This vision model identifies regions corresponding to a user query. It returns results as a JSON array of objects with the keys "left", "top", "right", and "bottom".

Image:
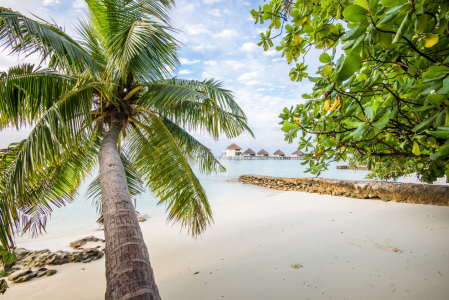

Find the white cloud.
[
  {"left": 245, "top": 81, "right": 260, "bottom": 86},
  {"left": 202, "top": 71, "right": 223, "bottom": 80},
  {"left": 179, "top": 58, "right": 200, "bottom": 65},
  {"left": 237, "top": 0, "right": 250, "bottom": 5},
  {"left": 238, "top": 71, "right": 259, "bottom": 81},
  {"left": 263, "top": 50, "right": 278, "bottom": 57},
  {"left": 204, "top": 60, "right": 217, "bottom": 66},
  {"left": 73, "top": 0, "right": 86, "bottom": 8},
  {"left": 215, "top": 29, "right": 239, "bottom": 39},
  {"left": 256, "top": 88, "right": 267, "bottom": 91},
  {"left": 272, "top": 58, "right": 283, "bottom": 62},
  {"left": 185, "top": 24, "right": 210, "bottom": 35},
  {"left": 225, "top": 60, "right": 244, "bottom": 69},
  {"left": 184, "top": 3, "right": 199, "bottom": 13},
  {"left": 202, "top": 0, "right": 222, "bottom": 4},
  {"left": 179, "top": 70, "right": 194, "bottom": 75},
  {"left": 192, "top": 44, "right": 215, "bottom": 51},
  {"left": 241, "top": 42, "right": 258, "bottom": 52},
  {"left": 208, "top": 9, "right": 221, "bottom": 17},
  {"left": 43, "top": 0, "right": 60, "bottom": 6}
]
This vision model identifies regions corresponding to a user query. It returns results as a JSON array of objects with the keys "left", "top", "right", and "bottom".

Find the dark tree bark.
[{"left": 99, "top": 111, "right": 161, "bottom": 300}]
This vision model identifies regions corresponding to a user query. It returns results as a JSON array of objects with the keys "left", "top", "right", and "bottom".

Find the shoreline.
[
  {"left": 3, "top": 187, "right": 449, "bottom": 300},
  {"left": 238, "top": 175, "right": 449, "bottom": 206}
]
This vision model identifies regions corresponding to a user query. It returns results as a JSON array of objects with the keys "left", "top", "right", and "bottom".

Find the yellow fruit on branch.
[
  {"left": 323, "top": 99, "right": 331, "bottom": 111},
  {"left": 330, "top": 94, "right": 341, "bottom": 112}
]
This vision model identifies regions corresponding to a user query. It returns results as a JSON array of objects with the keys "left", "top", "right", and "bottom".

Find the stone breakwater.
[
  {"left": 2, "top": 236, "right": 106, "bottom": 285},
  {"left": 238, "top": 175, "right": 449, "bottom": 206}
]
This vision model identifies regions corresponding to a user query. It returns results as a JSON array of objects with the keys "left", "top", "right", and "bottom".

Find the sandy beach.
[{"left": 4, "top": 185, "right": 449, "bottom": 300}]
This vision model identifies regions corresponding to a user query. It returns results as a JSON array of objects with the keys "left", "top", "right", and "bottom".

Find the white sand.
[{"left": 4, "top": 188, "right": 449, "bottom": 300}]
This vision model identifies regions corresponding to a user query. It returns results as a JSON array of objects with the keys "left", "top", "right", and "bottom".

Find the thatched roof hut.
[
  {"left": 257, "top": 149, "right": 269, "bottom": 156},
  {"left": 226, "top": 143, "right": 242, "bottom": 150},
  {"left": 291, "top": 150, "right": 304, "bottom": 157},
  {"left": 243, "top": 148, "right": 256, "bottom": 156},
  {"left": 273, "top": 149, "right": 285, "bottom": 156}
]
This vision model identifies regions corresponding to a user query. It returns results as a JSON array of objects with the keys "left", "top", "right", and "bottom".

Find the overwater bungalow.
[
  {"left": 223, "top": 143, "right": 242, "bottom": 157},
  {"left": 257, "top": 149, "right": 269, "bottom": 157},
  {"left": 291, "top": 150, "right": 304, "bottom": 157},
  {"left": 243, "top": 148, "right": 256, "bottom": 157},
  {"left": 272, "top": 150, "right": 285, "bottom": 157}
]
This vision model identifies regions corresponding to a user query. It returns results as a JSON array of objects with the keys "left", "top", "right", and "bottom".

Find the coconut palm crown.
[{"left": 0, "top": 1, "right": 252, "bottom": 298}]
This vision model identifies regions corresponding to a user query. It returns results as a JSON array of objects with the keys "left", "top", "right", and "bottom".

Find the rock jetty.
[{"left": 238, "top": 175, "right": 449, "bottom": 206}]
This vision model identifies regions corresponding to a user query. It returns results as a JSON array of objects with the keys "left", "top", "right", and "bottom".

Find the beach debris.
[
  {"left": 194, "top": 271, "right": 199, "bottom": 275},
  {"left": 290, "top": 263, "right": 303, "bottom": 269},
  {"left": 70, "top": 236, "right": 105, "bottom": 249}
]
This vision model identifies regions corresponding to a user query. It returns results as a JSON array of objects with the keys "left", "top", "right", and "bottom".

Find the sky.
[{"left": 0, "top": 0, "right": 323, "bottom": 155}]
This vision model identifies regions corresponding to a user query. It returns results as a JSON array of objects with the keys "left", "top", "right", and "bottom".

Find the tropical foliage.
[
  {"left": 252, "top": 0, "right": 449, "bottom": 182},
  {"left": 0, "top": 0, "right": 251, "bottom": 251}
]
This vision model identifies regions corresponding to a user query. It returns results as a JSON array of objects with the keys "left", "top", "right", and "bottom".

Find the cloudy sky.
[{"left": 0, "top": 0, "right": 322, "bottom": 155}]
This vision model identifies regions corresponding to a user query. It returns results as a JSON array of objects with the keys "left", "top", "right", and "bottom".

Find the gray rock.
[
  {"left": 69, "top": 236, "right": 105, "bottom": 249},
  {"left": 8, "top": 269, "right": 31, "bottom": 281}
]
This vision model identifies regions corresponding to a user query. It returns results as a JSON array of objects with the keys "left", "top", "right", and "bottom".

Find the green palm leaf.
[
  {"left": 138, "top": 78, "right": 254, "bottom": 139},
  {"left": 0, "top": 8, "right": 100, "bottom": 74},
  {"left": 0, "top": 64, "right": 75, "bottom": 129},
  {"left": 128, "top": 114, "right": 213, "bottom": 236}
]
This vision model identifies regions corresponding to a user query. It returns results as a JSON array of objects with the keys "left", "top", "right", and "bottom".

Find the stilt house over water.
[
  {"left": 272, "top": 150, "right": 285, "bottom": 157},
  {"left": 243, "top": 148, "right": 256, "bottom": 157},
  {"left": 291, "top": 150, "right": 304, "bottom": 157},
  {"left": 224, "top": 143, "right": 242, "bottom": 157},
  {"left": 257, "top": 149, "right": 269, "bottom": 157}
]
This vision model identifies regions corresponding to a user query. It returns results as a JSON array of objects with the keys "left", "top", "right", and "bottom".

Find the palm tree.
[{"left": 0, "top": 1, "right": 252, "bottom": 299}]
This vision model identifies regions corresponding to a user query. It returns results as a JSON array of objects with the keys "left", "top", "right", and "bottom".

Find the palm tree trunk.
[{"left": 99, "top": 111, "right": 161, "bottom": 300}]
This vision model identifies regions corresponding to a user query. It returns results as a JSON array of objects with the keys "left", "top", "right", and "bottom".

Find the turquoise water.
[{"left": 14, "top": 159, "right": 416, "bottom": 249}]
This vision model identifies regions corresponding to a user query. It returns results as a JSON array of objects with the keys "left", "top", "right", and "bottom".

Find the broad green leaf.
[
  {"left": 373, "top": 110, "right": 391, "bottom": 129},
  {"left": 438, "top": 77, "right": 449, "bottom": 94},
  {"left": 392, "top": 11, "right": 411, "bottom": 43},
  {"left": 322, "top": 65, "right": 333, "bottom": 77},
  {"left": 415, "top": 14, "right": 427, "bottom": 33},
  {"left": 303, "top": 25, "right": 313, "bottom": 33},
  {"left": 343, "top": 4, "right": 368, "bottom": 23},
  {"left": 427, "top": 131, "right": 449, "bottom": 138},
  {"left": 335, "top": 53, "right": 362, "bottom": 83},
  {"left": 423, "top": 66, "right": 449, "bottom": 82},
  {"left": 355, "top": 0, "right": 369, "bottom": 9},
  {"left": 319, "top": 53, "right": 331, "bottom": 63},
  {"left": 281, "top": 120, "right": 299, "bottom": 132},
  {"left": 381, "top": 0, "right": 408, "bottom": 7},
  {"left": 379, "top": 32, "right": 393, "bottom": 48},
  {"left": 412, "top": 111, "right": 439, "bottom": 132},
  {"left": 302, "top": 94, "right": 311, "bottom": 99},
  {"left": 439, "top": 146, "right": 449, "bottom": 156}
]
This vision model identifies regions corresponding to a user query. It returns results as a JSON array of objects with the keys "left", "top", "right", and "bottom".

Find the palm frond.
[
  {"left": 158, "top": 117, "right": 225, "bottom": 175},
  {"left": 138, "top": 79, "right": 254, "bottom": 139},
  {"left": 127, "top": 113, "right": 212, "bottom": 236},
  {"left": 0, "top": 8, "right": 100, "bottom": 74},
  {"left": 0, "top": 64, "right": 75, "bottom": 130},
  {"left": 1, "top": 78, "right": 94, "bottom": 216},
  {"left": 84, "top": 0, "right": 179, "bottom": 82},
  {"left": 0, "top": 134, "right": 99, "bottom": 248}
]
